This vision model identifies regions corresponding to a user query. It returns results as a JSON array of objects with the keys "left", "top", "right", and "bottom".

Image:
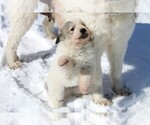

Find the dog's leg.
[
  {"left": 5, "top": 12, "right": 36, "bottom": 69},
  {"left": 43, "top": 16, "right": 56, "bottom": 39},
  {"left": 106, "top": 41, "right": 131, "bottom": 96},
  {"left": 42, "top": 6, "right": 56, "bottom": 39},
  {"left": 106, "top": 13, "right": 136, "bottom": 96},
  {"left": 4, "top": 0, "right": 38, "bottom": 69},
  {"left": 84, "top": 54, "right": 110, "bottom": 105}
]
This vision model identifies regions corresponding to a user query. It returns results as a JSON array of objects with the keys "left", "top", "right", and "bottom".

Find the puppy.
[
  {"left": 47, "top": 20, "right": 96, "bottom": 108},
  {"left": 47, "top": 21, "right": 110, "bottom": 119}
]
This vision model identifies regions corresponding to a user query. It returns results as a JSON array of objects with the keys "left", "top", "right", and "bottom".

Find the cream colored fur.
[{"left": 47, "top": 21, "right": 96, "bottom": 108}]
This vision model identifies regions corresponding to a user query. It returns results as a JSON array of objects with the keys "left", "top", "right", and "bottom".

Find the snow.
[{"left": 0, "top": 1, "right": 150, "bottom": 125}]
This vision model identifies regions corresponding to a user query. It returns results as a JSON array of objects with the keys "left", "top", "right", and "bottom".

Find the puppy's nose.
[{"left": 80, "top": 28, "right": 86, "bottom": 34}]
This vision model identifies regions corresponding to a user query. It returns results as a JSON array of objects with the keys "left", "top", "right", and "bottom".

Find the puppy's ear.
[
  {"left": 60, "top": 21, "right": 75, "bottom": 33},
  {"left": 55, "top": 21, "right": 75, "bottom": 44},
  {"left": 55, "top": 37, "right": 60, "bottom": 44},
  {"left": 55, "top": 34, "right": 66, "bottom": 44},
  {"left": 78, "top": 19, "right": 86, "bottom": 26}
]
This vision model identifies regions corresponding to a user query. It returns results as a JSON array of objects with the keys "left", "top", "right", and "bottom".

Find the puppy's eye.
[{"left": 70, "top": 27, "right": 74, "bottom": 31}]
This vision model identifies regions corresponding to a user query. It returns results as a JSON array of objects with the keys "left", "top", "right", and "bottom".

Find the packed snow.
[{"left": 0, "top": 0, "right": 150, "bottom": 125}]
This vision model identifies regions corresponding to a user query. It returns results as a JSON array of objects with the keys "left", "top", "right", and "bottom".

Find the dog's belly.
[
  {"left": 54, "top": 0, "right": 136, "bottom": 13},
  {"left": 40, "top": 0, "right": 52, "bottom": 7},
  {"left": 54, "top": 0, "right": 136, "bottom": 49}
]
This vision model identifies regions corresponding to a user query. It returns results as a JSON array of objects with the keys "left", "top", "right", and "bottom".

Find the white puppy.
[{"left": 47, "top": 21, "right": 109, "bottom": 109}]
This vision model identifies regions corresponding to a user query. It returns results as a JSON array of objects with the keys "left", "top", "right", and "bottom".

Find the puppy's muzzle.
[
  {"left": 79, "top": 28, "right": 89, "bottom": 39},
  {"left": 80, "top": 28, "right": 86, "bottom": 34}
]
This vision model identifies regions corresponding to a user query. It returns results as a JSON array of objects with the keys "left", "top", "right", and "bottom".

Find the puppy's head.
[{"left": 56, "top": 20, "right": 94, "bottom": 47}]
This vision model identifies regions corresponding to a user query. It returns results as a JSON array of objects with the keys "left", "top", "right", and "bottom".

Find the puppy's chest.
[
  {"left": 57, "top": 44, "right": 96, "bottom": 67},
  {"left": 69, "top": 48, "right": 95, "bottom": 67},
  {"left": 64, "top": 49, "right": 94, "bottom": 87}
]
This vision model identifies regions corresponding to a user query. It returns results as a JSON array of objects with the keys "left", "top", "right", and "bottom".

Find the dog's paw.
[
  {"left": 9, "top": 61, "right": 21, "bottom": 69},
  {"left": 113, "top": 87, "right": 131, "bottom": 96},
  {"left": 92, "top": 94, "right": 111, "bottom": 106},
  {"left": 112, "top": 79, "right": 132, "bottom": 96},
  {"left": 58, "top": 56, "right": 74, "bottom": 67},
  {"left": 104, "top": 92, "right": 115, "bottom": 100}
]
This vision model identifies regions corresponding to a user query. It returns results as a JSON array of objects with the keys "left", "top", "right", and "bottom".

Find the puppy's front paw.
[
  {"left": 58, "top": 56, "right": 74, "bottom": 67},
  {"left": 92, "top": 94, "right": 111, "bottom": 106}
]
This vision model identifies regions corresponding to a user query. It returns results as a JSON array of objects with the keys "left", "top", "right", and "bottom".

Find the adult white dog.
[{"left": 3, "top": 0, "right": 136, "bottom": 97}]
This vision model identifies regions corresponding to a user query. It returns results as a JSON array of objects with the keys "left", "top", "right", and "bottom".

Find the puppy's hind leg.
[
  {"left": 79, "top": 67, "right": 93, "bottom": 95},
  {"left": 5, "top": 5, "right": 37, "bottom": 69},
  {"left": 47, "top": 81, "right": 65, "bottom": 120}
]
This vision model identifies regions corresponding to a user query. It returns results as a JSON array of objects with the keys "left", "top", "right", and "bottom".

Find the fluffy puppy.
[{"left": 47, "top": 20, "right": 97, "bottom": 110}]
